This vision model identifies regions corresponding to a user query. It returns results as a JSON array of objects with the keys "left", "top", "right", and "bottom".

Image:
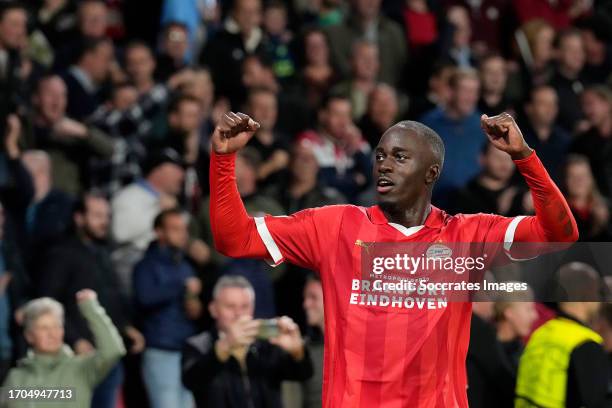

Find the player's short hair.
[
  {"left": 213, "top": 275, "right": 255, "bottom": 301},
  {"left": 388, "top": 121, "right": 445, "bottom": 169},
  {"left": 22, "top": 297, "right": 64, "bottom": 333}
]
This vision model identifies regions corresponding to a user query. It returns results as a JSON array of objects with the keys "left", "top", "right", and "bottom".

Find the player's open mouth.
[{"left": 377, "top": 177, "right": 394, "bottom": 193}]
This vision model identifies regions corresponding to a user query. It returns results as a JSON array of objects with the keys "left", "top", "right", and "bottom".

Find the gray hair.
[
  {"left": 212, "top": 275, "right": 255, "bottom": 301},
  {"left": 22, "top": 297, "right": 64, "bottom": 333}
]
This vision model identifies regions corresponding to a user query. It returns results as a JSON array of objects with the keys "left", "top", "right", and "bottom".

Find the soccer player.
[{"left": 209, "top": 111, "right": 578, "bottom": 407}]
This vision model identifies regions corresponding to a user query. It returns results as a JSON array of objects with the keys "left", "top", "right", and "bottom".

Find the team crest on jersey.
[{"left": 426, "top": 243, "right": 452, "bottom": 259}]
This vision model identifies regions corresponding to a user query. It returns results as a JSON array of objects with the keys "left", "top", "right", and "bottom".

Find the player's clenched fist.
[
  {"left": 211, "top": 112, "right": 260, "bottom": 154},
  {"left": 480, "top": 112, "right": 532, "bottom": 160}
]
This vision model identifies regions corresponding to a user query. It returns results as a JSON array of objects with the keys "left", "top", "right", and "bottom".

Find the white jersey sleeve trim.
[{"left": 254, "top": 217, "right": 284, "bottom": 267}]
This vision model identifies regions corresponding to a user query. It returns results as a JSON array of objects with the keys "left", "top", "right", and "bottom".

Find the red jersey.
[
  {"left": 254, "top": 204, "right": 524, "bottom": 408},
  {"left": 210, "top": 149, "right": 578, "bottom": 408}
]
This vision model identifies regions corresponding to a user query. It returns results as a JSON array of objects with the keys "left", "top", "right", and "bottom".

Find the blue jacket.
[{"left": 133, "top": 242, "right": 196, "bottom": 350}]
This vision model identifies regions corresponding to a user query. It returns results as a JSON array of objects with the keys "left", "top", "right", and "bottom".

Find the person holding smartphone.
[{"left": 182, "top": 275, "right": 313, "bottom": 408}]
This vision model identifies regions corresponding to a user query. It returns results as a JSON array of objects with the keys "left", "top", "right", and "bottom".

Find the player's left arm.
[{"left": 480, "top": 112, "right": 579, "bottom": 243}]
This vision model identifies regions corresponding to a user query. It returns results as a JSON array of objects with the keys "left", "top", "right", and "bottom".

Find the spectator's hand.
[
  {"left": 225, "top": 315, "right": 260, "bottom": 349},
  {"left": 481, "top": 113, "right": 532, "bottom": 160},
  {"left": 211, "top": 112, "right": 260, "bottom": 154},
  {"left": 74, "top": 338, "right": 95, "bottom": 355},
  {"left": 76, "top": 289, "right": 97, "bottom": 303},
  {"left": 53, "top": 118, "right": 88, "bottom": 139},
  {"left": 268, "top": 316, "right": 304, "bottom": 360},
  {"left": 188, "top": 239, "right": 211, "bottom": 266},
  {"left": 124, "top": 325, "right": 145, "bottom": 354},
  {"left": 5, "top": 114, "right": 21, "bottom": 159},
  {"left": 185, "top": 277, "right": 202, "bottom": 295},
  {"left": 159, "top": 193, "right": 177, "bottom": 210}
]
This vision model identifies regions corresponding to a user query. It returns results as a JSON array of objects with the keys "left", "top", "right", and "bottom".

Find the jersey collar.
[{"left": 368, "top": 204, "right": 445, "bottom": 230}]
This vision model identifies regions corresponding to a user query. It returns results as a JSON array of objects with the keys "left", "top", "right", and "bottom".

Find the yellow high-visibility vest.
[{"left": 515, "top": 317, "right": 603, "bottom": 408}]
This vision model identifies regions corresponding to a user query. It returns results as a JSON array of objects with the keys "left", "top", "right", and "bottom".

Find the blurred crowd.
[{"left": 0, "top": 0, "right": 611, "bottom": 407}]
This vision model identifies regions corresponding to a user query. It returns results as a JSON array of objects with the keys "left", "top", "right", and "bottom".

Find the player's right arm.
[
  {"left": 209, "top": 112, "right": 341, "bottom": 270},
  {"left": 209, "top": 112, "right": 269, "bottom": 259}
]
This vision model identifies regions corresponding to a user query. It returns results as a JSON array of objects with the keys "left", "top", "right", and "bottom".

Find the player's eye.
[
  {"left": 375, "top": 153, "right": 385, "bottom": 161},
  {"left": 396, "top": 153, "right": 408, "bottom": 161}
]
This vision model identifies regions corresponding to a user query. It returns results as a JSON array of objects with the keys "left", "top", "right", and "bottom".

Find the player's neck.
[{"left": 380, "top": 199, "right": 431, "bottom": 228}]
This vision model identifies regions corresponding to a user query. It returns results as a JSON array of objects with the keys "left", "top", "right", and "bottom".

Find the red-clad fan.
[{"left": 209, "top": 111, "right": 578, "bottom": 408}]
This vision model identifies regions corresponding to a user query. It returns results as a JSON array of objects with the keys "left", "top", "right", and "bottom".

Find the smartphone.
[{"left": 256, "top": 318, "right": 279, "bottom": 340}]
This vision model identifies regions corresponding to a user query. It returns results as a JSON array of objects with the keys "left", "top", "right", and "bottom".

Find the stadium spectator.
[
  {"left": 62, "top": 37, "right": 115, "bottom": 121},
  {"left": 20, "top": 150, "right": 73, "bottom": 268},
  {"left": 301, "top": 274, "right": 324, "bottom": 408},
  {"left": 325, "top": 0, "right": 407, "bottom": 87},
  {"left": 516, "top": 262, "right": 608, "bottom": 408},
  {"left": 266, "top": 142, "right": 345, "bottom": 215},
  {"left": 493, "top": 288, "right": 537, "bottom": 373},
  {"left": 155, "top": 22, "right": 191, "bottom": 82},
  {"left": 561, "top": 154, "right": 611, "bottom": 241},
  {"left": 52, "top": 0, "right": 110, "bottom": 71},
  {"left": 407, "top": 61, "right": 454, "bottom": 119},
  {"left": 445, "top": 0, "right": 514, "bottom": 56},
  {"left": 477, "top": 53, "right": 513, "bottom": 116},
  {"left": 297, "top": 95, "right": 372, "bottom": 201},
  {"left": 450, "top": 143, "right": 529, "bottom": 216},
  {"left": 298, "top": 28, "right": 338, "bottom": 113},
  {"left": 162, "top": 95, "right": 209, "bottom": 215},
  {"left": 33, "top": 0, "right": 78, "bottom": 51},
  {"left": 358, "top": 83, "right": 400, "bottom": 148},
  {"left": 88, "top": 82, "right": 145, "bottom": 196},
  {"left": 516, "top": 19, "right": 556, "bottom": 92},
  {"left": 577, "top": 15, "right": 612, "bottom": 84},
  {"left": 182, "top": 275, "right": 313, "bottom": 408},
  {"left": 570, "top": 85, "right": 612, "bottom": 198},
  {"left": 421, "top": 68, "right": 485, "bottom": 204},
  {"left": 0, "top": 2, "right": 27, "bottom": 138},
  {"left": 331, "top": 40, "right": 380, "bottom": 121},
  {"left": 111, "top": 148, "right": 184, "bottom": 294},
  {"left": 133, "top": 208, "right": 200, "bottom": 408},
  {"left": 0, "top": 201, "right": 28, "bottom": 383},
  {"left": 121, "top": 41, "right": 171, "bottom": 140},
  {"left": 201, "top": 0, "right": 267, "bottom": 107},
  {"left": 519, "top": 85, "right": 571, "bottom": 181},
  {"left": 2, "top": 290, "right": 126, "bottom": 408},
  {"left": 467, "top": 286, "right": 537, "bottom": 408},
  {"left": 262, "top": 1, "right": 295, "bottom": 80},
  {"left": 440, "top": 6, "right": 475, "bottom": 68},
  {"left": 245, "top": 87, "right": 289, "bottom": 188},
  {"left": 550, "top": 29, "right": 588, "bottom": 133},
  {"left": 23, "top": 74, "right": 114, "bottom": 196},
  {"left": 36, "top": 193, "right": 143, "bottom": 408}
]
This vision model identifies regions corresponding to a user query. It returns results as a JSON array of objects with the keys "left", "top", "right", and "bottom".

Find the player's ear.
[{"left": 425, "top": 164, "right": 440, "bottom": 185}]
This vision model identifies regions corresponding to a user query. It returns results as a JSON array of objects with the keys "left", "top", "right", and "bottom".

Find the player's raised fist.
[
  {"left": 211, "top": 112, "right": 260, "bottom": 154},
  {"left": 480, "top": 112, "right": 532, "bottom": 160}
]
